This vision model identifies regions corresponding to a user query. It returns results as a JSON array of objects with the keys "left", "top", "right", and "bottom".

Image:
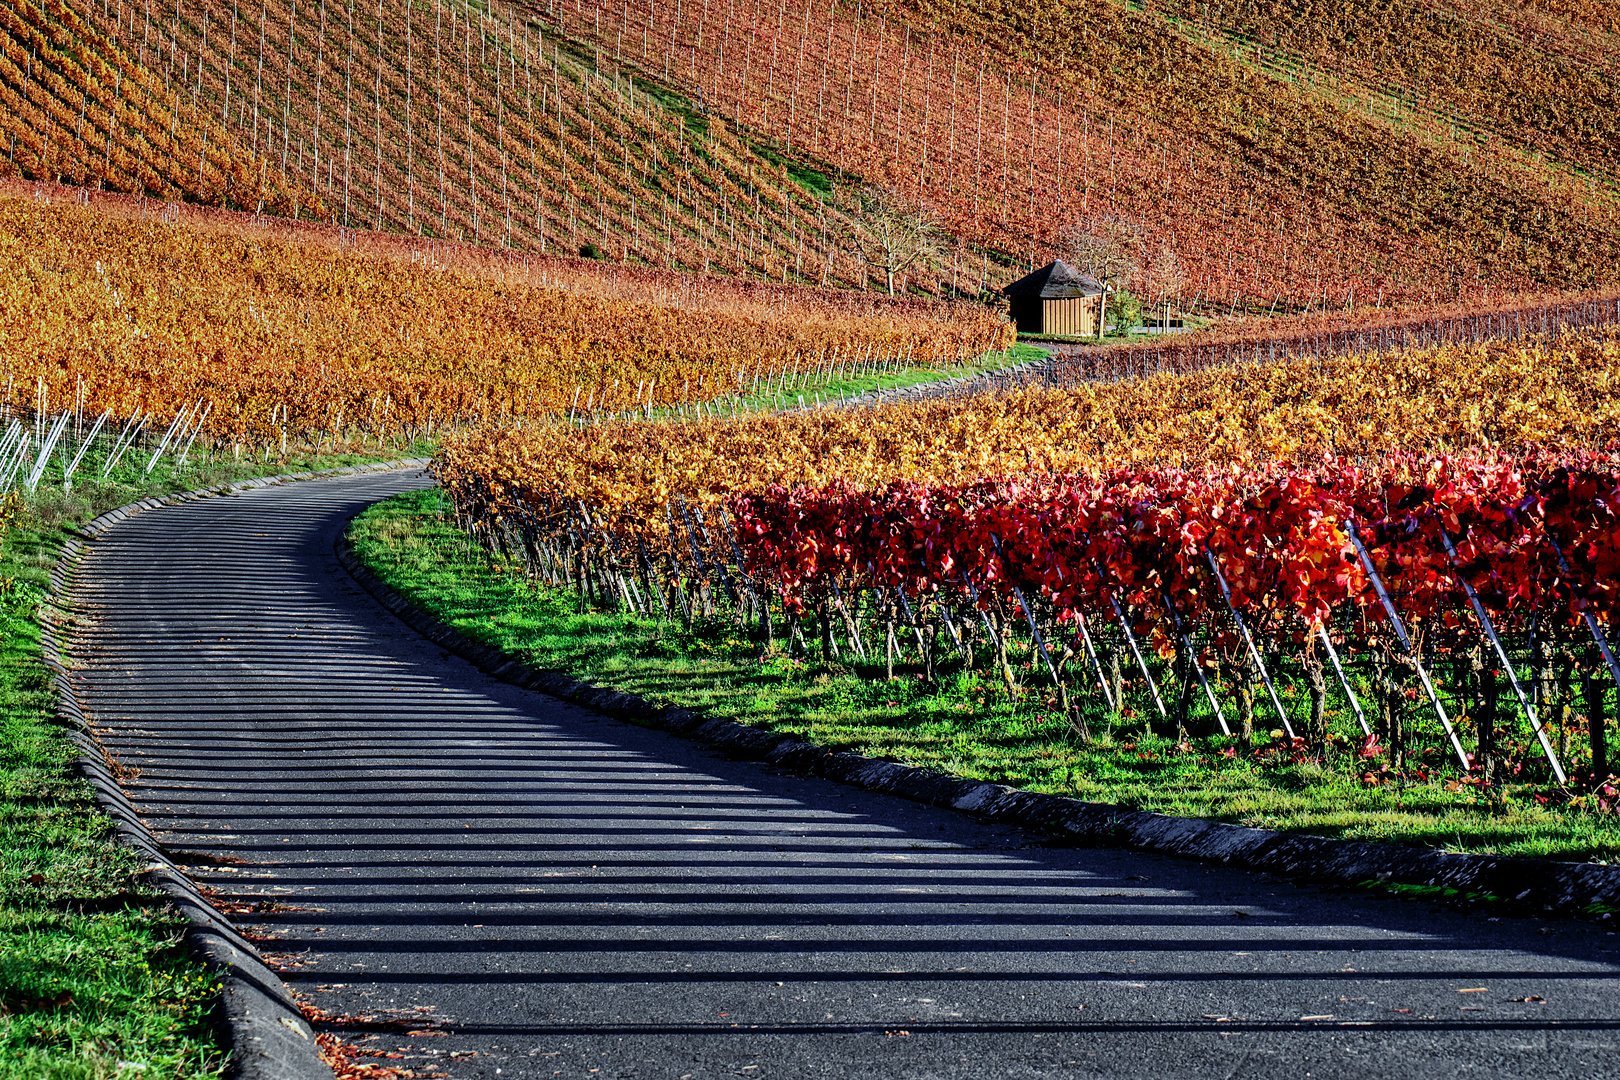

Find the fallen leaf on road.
[{"left": 315, "top": 1034, "right": 439, "bottom": 1079}]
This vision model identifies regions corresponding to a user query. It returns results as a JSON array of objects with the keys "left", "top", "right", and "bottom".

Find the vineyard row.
[
  {"left": 0, "top": 190, "right": 1009, "bottom": 440},
  {"left": 4, "top": 0, "right": 976, "bottom": 293},
  {"left": 1040, "top": 291, "right": 1620, "bottom": 386},
  {"left": 437, "top": 449, "right": 1620, "bottom": 789}
]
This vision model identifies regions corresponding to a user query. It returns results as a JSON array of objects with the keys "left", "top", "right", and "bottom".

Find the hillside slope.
[
  {"left": 1148, "top": 0, "right": 1620, "bottom": 183},
  {"left": 1, "top": 0, "right": 317, "bottom": 215},
  {"left": 4, "top": 0, "right": 924, "bottom": 290},
  {"left": 541, "top": 0, "right": 1620, "bottom": 308},
  {"left": 4, "top": 0, "right": 1617, "bottom": 310}
]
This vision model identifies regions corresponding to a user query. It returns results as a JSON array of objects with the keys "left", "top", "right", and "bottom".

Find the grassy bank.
[
  {"left": 349, "top": 488, "right": 1620, "bottom": 864},
  {"left": 718, "top": 343, "right": 1048, "bottom": 414},
  {"left": 0, "top": 451, "right": 421, "bottom": 1080}
]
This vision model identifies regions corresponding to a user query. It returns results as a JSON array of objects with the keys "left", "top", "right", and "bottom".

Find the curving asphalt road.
[{"left": 67, "top": 468, "right": 1620, "bottom": 1078}]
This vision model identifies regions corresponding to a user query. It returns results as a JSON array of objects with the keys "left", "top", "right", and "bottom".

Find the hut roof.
[{"left": 1002, "top": 260, "right": 1105, "bottom": 300}]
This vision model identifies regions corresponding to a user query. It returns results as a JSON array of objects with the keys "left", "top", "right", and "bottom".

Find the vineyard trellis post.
[
  {"left": 1072, "top": 610, "right": 1115, "bottom": 712},
  {"left": 1440, "top": 530, "right": 1565, "bottom": 781},
  {"left": 62, "top": 410, "right": 112, "bottom": 489},
  {"left": 1161, "top": 588, "right": 1231, "bottom": 736},
  {"left": 1546, "top": 534, "right": 1620, "bottom": 700},
  {"left": 1314, "top": 623, "right": 1370, "bottom": 736},
  {"left": 1104, "top": 589, "right": 1168, "bottom": 721},
  {"left": 1204, "top": 547, "right": 1295, "bottom": 738},
  {"left": 1346, "top": 518, "right": 1472, "bottom": 771}
]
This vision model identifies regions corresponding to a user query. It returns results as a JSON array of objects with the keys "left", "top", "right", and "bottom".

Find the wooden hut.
[{"left": 1002, "top": 260, "right": 1106, "bottom": 337}]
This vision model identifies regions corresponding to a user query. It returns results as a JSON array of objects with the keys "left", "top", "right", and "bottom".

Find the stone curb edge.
[
  {"left": 43, "top": 459, "right": 429, "bottom": 1080},
  {"left": 337, "top": 524, "right": 1620, "bottom": 922}
]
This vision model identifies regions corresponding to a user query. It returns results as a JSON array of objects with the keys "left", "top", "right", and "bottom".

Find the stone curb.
[
  {"left": 43, "top": 459, "right": 428, "bottom": 1080},
  {"left": 338, "top": 526, "right": 1620, "bottom": 922}
]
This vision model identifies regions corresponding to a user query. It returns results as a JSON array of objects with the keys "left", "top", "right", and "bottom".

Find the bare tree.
[
  {"left": 1061, "top": 215, "right": 1141, "bottom": 294},
  {"left": 1140, "top": 241, "right": 1187, "bottom": 330},
  {"left": 844, "top": 186, "right": 942, "bottom": 297}
]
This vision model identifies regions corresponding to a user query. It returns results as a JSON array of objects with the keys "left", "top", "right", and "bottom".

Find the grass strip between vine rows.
[
  {"left": 348, "top": 488, "right": 1620, "bottom": 865},
  {"left": 0, "top": 449, "right": 421, "bottom": 1080},
  {"left": 718, "top": 343, "right": 1049, "bottom": 414}
]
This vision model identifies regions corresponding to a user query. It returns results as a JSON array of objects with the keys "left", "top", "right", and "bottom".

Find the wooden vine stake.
[
  {"left": 1441, "top": 530, "right": 1564, "bottom": 782},
  {"left": 1204, "top": 547, "right": 1294, "bottom": 738},
  {"left": 1346, "top": 519, "right": 1472, "bottom": 771}
]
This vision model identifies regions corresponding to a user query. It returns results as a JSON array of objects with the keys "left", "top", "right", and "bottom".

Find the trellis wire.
[
  {"left": 1347, "top": 518, "right": 1472, "bottom": 771},
  {"left": 1441, "top": 530, "right": 1564, "bottom": 781},
  {"left": 456, "top": 481, "right": 1614, "bottom": 783}
]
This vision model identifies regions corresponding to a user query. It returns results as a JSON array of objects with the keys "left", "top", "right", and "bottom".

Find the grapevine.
[
  {"left": 434, "top": 325, "right": 1620, "bottom": 541},
  {"left": 0, "top": 186, "right": 1009, "bottom": 444},
  {"left": 440, "top": 440, "right": 1620, "bottom": 787}
]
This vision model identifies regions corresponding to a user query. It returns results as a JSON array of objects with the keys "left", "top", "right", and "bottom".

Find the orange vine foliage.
[
  {"left": 545, "top": 0, "right": 1620, "bottom": 307},
  {"left": 1149, "top": 0, "right": 1620, "bottom": 182},
  {"left": 0, "top": 189, "right": 1008, "bottom": 439},
  {"left": 13, "top": 0, "right": 1617, "bottom": 308},
  {"left": 436, "top": 327, "right": 1620, "bottom": 543},
  {"left": 15, "top": 0, "right": 950, "bottom": 292},
  {"left": 0, "top": 0, "right": 318, "bottom": 217}
]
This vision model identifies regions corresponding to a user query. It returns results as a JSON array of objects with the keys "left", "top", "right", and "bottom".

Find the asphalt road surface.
[{"left": 68, "top": 468, "right": 1620, "bottom": 1078}]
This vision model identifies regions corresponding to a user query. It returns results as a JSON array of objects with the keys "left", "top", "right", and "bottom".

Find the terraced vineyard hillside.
[
  {"left": 4, "top": 0, "right": 925, "bottom": 290},
  {"left": 1148, "top": 0, "right": 1620, "bottom": 183},
  {"left": 1, "top": 0, "right": 317, "bottom": 216},
  {"left": 8, "top": 0, "right": 1620, "bottom": 306},
  {"left": 543, "top": 0, "right": 1620, "bottom": 308}
]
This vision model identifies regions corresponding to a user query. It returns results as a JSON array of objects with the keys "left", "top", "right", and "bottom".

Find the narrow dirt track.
[{"left": 67, "top": 468, "right": 1620, "bottom": 1078}]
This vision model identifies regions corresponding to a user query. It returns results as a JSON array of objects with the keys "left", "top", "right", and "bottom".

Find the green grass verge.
[
  {"left": 348, "top": 488, "right": 1620, "bottom": 864},
  {"left": 720, "top": 343, "right": 1047, "bottom": 414},
  {"left": 1, "top": 448, "right": 424, "bottom": 1080},
  {"left": 1017, "top": 319, "right": 1212, "bottom": 346}
]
